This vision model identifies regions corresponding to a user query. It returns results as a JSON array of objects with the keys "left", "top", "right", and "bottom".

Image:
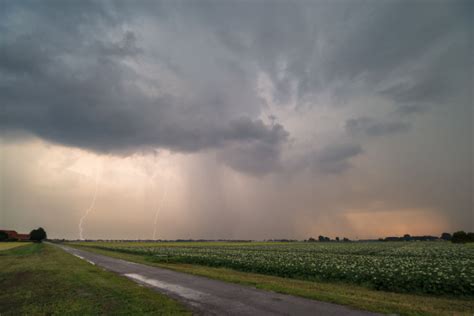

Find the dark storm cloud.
[
  {"left": 0, "top": 0, "right": 289, "bottom": 174},
  {"left": 345, "top": 117, "right": 410, "bottom": 137},
  {"left": 1, "top": 0, "right": 471, "bottom": 175},
  {"left": 379, "top": 41, "right": 471, "bottom": 108},
  {"left": 96, "top": 31, "right": 142, "bottom": 57},
  {"left": 394, "top": 105, "right": 427, "bottom": 117},
  {"left": 189, "top": 0, "right": 471, "bottom": 106},
  {"left": 316, "top": 144, "right": 363, "bottom": 174},
  {"left": 217, "top": 136, "right": 286, "bottom": 175}
]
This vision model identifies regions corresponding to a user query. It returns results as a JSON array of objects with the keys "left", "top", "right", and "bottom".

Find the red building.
[{"left": 0, "top": 230, "right": 31, "bottom": 241}]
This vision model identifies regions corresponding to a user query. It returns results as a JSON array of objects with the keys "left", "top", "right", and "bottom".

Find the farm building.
[{"left": 0, "top": 230, "right": 30, "bottom": 241}]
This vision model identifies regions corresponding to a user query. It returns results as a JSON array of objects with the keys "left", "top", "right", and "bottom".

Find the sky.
[{"left": 0, "top": 0, "right": 472, "bottom": 240}]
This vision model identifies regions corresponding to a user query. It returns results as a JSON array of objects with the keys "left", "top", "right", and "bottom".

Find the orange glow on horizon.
[{"left": 344, "top": 209, "right": 448, "bottom": 239}]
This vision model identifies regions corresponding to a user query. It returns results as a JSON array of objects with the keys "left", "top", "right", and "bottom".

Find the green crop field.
[{"left": 74, "top": 241, "right": 474, "bottom": 296}]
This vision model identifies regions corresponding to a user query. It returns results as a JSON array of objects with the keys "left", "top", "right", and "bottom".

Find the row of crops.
[{"left": 84, "top": 242, "right": 474, "bottom": 296}]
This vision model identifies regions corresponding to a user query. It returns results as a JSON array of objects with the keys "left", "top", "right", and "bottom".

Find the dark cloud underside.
[{"left": 1, "top": 0, "right": 471, "bottom": 176}]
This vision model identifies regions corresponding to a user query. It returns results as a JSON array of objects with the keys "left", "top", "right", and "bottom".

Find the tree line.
[{"left": 306, "top": 231, "right": 474, "bottom": 243}]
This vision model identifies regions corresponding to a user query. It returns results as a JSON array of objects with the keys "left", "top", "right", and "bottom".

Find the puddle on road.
[
  {"left": 73, "top": 254, "right": 96, "bottom": 265},
  {"left": 124, "top": 273, "right": 208, "bottom": 302}
]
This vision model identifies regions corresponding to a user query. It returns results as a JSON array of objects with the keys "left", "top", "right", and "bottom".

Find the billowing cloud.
[
  {"left": 0, "top": 1, "right": 288, "bottom": 174},
  {"left": 345, "top": 117, "right": 410, "bottom": 137},
  {"left": 317, "top": 144, "right": 363, "bottom": 174}
]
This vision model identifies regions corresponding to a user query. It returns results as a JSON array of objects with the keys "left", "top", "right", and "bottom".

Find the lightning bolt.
[
  {"left": 78, "top": 163, "right": 101, "bottom": 240},
  {"left": 152, "top": 174, "right": 171, "bottom": 240}
]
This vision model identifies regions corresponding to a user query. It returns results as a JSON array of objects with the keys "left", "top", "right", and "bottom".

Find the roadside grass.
[
  {"left": 0, "top": 243, "right": 191, "bottom": 315},
  {"left": 0, "top": 242, "right": 31, "bottom": 251},
  {"left": 71, "top": 244, "right": 474, "bottom": 316}
]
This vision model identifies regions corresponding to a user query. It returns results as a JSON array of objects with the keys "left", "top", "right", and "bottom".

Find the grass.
[
  {"left": 70, "top": 244, "right": 474, "bottom": 316},
  {"left": 0, "top": 243, "right": 191, "bottom": 315},
  {"left": 0, "top": 242, "right": 31, "bottom": 251}
]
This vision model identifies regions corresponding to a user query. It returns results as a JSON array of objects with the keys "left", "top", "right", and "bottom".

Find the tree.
[
  {"left": 452, "top": 231, "right": 468, "bottom": 243},
  {"left": 343, "top": 237, "right": 350, "bottom": 242},
  {"left": 30, "top": 227, "right": 47, "bottom": 242},
  {"left": 307, "top": 237, "right": 316, "bottom": 242},
  {"left": 403, "top": 234, "right": 412, "bottom": 241},
  {"left": 468, "top": 233, "right": 474, "bottom": 242},
  {"left": 0, "top": 231, "right": 8, "bottom": 241},
  {"left": 335, "top": 237, "right": 340, "bottom": 242},
  {"left": 318, "top": 235, "right": 325, "bottom": 242},
  {"left": 440, "top": 232, "right": 452, "bottom": 241}
]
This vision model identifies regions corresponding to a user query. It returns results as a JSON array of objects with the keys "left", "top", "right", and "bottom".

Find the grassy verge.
[
  {"left": 0, "top": 243, "right": 190, "bottom": 315},
  {"left": 0, "top": 242, "right": 31, "bottom": 251},
  {"left": 71, "top": 244, "right": 474, "bottom": 316}
]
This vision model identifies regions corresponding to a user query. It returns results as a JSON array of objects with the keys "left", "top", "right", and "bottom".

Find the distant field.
[
  {"left": 73, "top": 241, "right": 280, "bottom": 248},
  {"left": 0, "top": 243, "right": 190, "bottom": 315},
  {"left": 72, "top": 241, "right": 474, "bottom": 296},
  {"left": 0, "top": 242, "right": 30, "bottom": 251}
]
